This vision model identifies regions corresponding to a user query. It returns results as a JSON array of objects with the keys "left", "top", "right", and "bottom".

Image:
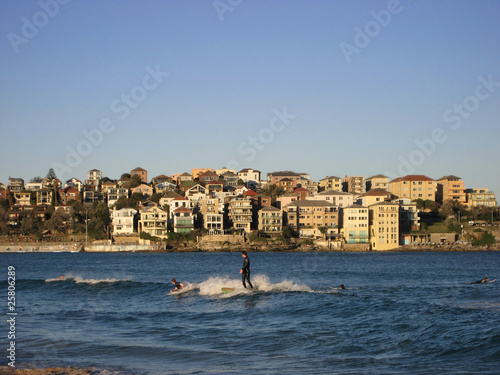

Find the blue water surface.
[{"left": 1, "top": 251, "right": 499, "bottom": 374}]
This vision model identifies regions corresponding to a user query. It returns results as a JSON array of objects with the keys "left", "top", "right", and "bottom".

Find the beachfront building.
[
  {"left": 436, "top": 175, "right": 467, "bottom": 204},
  {"left": 172, "top": 206, "right": 194, "bottom": 234},
  {"left": 200, "top": 197, "right": 224, "bottom": 233},
  {"left": 307, "top": 190, "right": 355, "bottom": 208},
  {"left": 341, "top": 204, "right": 369, "bottom": 244},
  {"left": 369, "top": 202, "right": 400, "bottom": 251},
  {"left": 388, "top": 175, "right": 437, "bottom": 202},
  {"left": 319, "top": 176, "right": 342, "bottom": 192},
  {"left": 284, "top": 200, "right": 339, "bottom": 239},
  {"left": 365, "top": 174, "right": 389, "bottom": 191},
  {"left": 258, "top": 206, "right": 283, "bottom": 234},
  {"left": 131, "top": 167, "right": 148, "bottom": 183},
  {"left": 396, "top": 199, "right": 421, "bottom": 245},
  {"left": 111, "top": 208, "right": 137, "bottom": 235},
  {"left": 343, "top": 175, "right": 365, "bottom": 195},
  {"left": 139, "top": 207, "right": 168, "bottom": 238},
  {"left": 465, "top": 188, "right": 497, "bottom": 208},
  {"left": 228, "top": 197, "right": 253, "bottom": 233}
]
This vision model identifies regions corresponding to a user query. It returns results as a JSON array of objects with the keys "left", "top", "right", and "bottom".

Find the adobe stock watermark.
[
  {"left": 226, "top": 107, "right": 297, "bottom": 172},
  {"left": 213, "top": 0, "right": 243, "bottom": 21},
  {"left": 385, "top": 74, "right": 500, "bottom": 179},
  {"left": 339, "top": 0, "right": 403, "bottom": 64},
  {"left": 7, "top": 0, "right": 71, "bottom": 54},
  {"left": 51, "top": 65, "right": 169, "bottom": 178}
]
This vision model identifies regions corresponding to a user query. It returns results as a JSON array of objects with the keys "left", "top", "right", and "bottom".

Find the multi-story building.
[
  {"left": 131, "top": 184, "right": 153, "bottom": 199},
  {"left": 465, "top": 188, "right": 497, "bottom": 207},
  {"left": 369, "top": 202, "right": 400, "bottom": 250},
  {"left": 395, "top": 198, "right": 420, "bottom": 245},
  {"left": 388, "top": 175, "right": 437, "bottom": 202},
  {"left": 191, "top": 168, "right": 213, "bottom": 180},
  {"left": 172, "top": 206, "right": 194, "bottom": 234},
  {"left": 436, "top": 175, "right": 466, "bottom": 204},
  {"left": 200, "top": 197, "right": 224, "bottom": 233},
  {"left": 59, "top": 187, "right": 80, "bottom": 205},
  {"left": 139, "top": 207, "right": 168, "bottom": 237},
  {"left": 341, "top": 204, "right": 369, "bottom": 244},
  {"left": 228, "top": 198, "right": 253, "bottom": 233},
  {"left": 238, "top": 169, "right": 262, "bottom": 186},
  {"left": 131, "top": 167, "right": 148, "bottom": 183},
  {"left": 258, "top": 206, "right": 283, "bottom": 234},
  {"left": 307, "top": 190, "right": 355, "bottom": 208},
  {"left": 24, "top": 182, "right": 43, "bottom": 191},
  {"left": 8, "top": 178, "right": 24, "bottom": 193},
  {"left": 220, "top": 171, "right": 239, "bottom": 186},
  {"left": 267, "top": 171, "right": 310, "bottom": 190},
  {"left": 319, "top": 176, "right": 342, "bottom": 192},
  {"left": 64, "top": 178, "right": 83, "bottom": 191},
  {"left": 199, "top": 170, "right": 219, "bottom": 183},
  {"left": 14, "top": 191, "right": 31, "bottom": 206},
  {"left": 36, "top": 189, "right": 53, "bottom": 205},
  {"left": 107, "top": 188, "right": 129, "bottom": 207},
  {"left": 284, "top": 200, "right": 339, "bottom": 239},
  {"left": 276, "top": 178, "right": 295, "bottom": 193},
  {"left": 365, "top": 174, "right": 389, "bottom": 191},
  {"left": 357, "top": 189, "right": 393, "bottom": 207},
  {"left": 87, "top": 169, "right": 102, "bottom": 181},
  {"left": 111, "top": 208, "right": 137, "bottom": 235},
  {"left": 169, "top": 197, "right": 190, "bottom": 218},
  {"left": 342, "top": 175, "right": 365, "bottom": 195}
]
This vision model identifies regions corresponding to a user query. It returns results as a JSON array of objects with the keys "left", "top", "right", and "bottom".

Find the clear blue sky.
[{"left": 1, "top": 0, "right": 499, "bottom": 196}]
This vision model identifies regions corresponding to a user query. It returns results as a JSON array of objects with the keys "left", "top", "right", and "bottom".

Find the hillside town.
[{"left": 0, "top": 167, "right": 498, "bottom": 251}]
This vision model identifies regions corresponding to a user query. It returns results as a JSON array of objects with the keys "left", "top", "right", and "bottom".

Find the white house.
[{"left": 112, "top": 208, "right": 137, "bottom": 235}]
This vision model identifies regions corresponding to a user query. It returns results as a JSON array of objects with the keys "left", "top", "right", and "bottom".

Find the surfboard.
[{"left": 221, "top": 287, "right": 234, "bottom": 293}]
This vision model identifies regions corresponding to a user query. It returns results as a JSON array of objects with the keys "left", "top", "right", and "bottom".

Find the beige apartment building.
[
  {"left": 466, "top": 188, "right": 497, "bottom": 207},
  {"left": 307, "top": 190, "right": 355, "bottom": 208},
  {"left": 369, "top": 202, "right": 400, "bottom": 251},
  {"left": 365, "top": 174, "right": 389, "bottom": 191},
  {"left": 139, "top": 206, "right": 168, "bottom": 238},
  {"left": 343, "top": 176, "right": 365, "bottom": 195},
  {"left": 200, "top": 197, "right": 224, "bottom": 233},
  {"left": 319, "top": 176, "right": 342, "bottom": 192},
  {"left": 388, "top": 175, "right": 436, "bottom": 201},
  {"left": 131, "top": 167, "right": 148, "bottom": 183},
  {"left": 258, "top": 206, "right": 283, "bottom": 234},
  {"left": 228, "top": 198, "right": 253, "bottom": 233},
  {"left": 285, "top": 200, "right": 339, "bottom": 239},
  {"left": 341, "top": 204, "right": 369, "bottom": 244},
  {"left": 436, "top": 175, "right": 466, "bottom": 204}
]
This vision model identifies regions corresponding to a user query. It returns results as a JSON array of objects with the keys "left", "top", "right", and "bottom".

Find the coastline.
[{"left": 0, "top": 241, "right": 498, "bottom": 253}]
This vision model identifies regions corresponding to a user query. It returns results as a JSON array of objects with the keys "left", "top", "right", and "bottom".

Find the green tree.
[
  {"left": 259, "top": 184, "right": 285, "bottom": 204},
  {"left": 46, "top": 168, "right": 57, "bottom": 180}
]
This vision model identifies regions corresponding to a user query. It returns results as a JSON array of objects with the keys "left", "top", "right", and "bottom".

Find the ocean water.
[{"left": 1, "top": 251, "right": 499, "bottom": 375}]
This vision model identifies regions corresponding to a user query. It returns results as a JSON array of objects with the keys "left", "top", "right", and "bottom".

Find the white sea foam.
[
  {"left": 195, "top": 274, "right": 312, "bottom": 297},
  {"left": 45, "top": 275, "right": 131, "bottom": 284}
]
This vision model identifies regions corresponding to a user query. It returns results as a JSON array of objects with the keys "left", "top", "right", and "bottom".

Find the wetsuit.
[
  {"left": 241, "top": 256, "right": 253, "bottom": 289},
  {"left": 174, "top": 281, "right": 183, "bottom": 290}
]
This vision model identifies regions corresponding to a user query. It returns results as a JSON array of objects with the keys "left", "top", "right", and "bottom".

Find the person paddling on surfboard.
[
  {"left": 170, "top": 278, "right": 184, "bottom": 292},
  {"left": 473, "top": 277, "right": 488, "bottom": 284},
  {"left": 239, "top": 251, "right": 253, "bottom": 289}
]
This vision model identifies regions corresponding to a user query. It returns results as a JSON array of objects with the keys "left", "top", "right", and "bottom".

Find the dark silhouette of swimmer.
[
  {"left": 239, "top": 251, "right": 253, "bottom": 289},
  {"left": 339, "top": 284, "right": 345, "bottom": 290},
  {"left": 170, "top": 278, "right": 184, "bottom": 292},
  {"left": 474, "top": 277, "right": 488, "bottom": 284}
]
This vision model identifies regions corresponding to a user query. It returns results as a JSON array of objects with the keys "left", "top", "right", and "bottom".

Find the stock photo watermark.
[
  {"left": 7, "top": 0, "right": 71, "bottom": 54},
  {"left": 226, "top": 107, "right": 297, "bottom": 172},
  {"left": 6, "top": 266, "right": 17, "bottom": 368},
  {"left": 339, "top": 0, "right": 403, "bottom": 63},
  {"left": 51, "top": 65, "right": 169, "bottom": 178},
  {"left": 213, "top": 0, "right": 243, "bottom": 21},
  {"left": 385, "top": 74, "right": 500, "bottom": 179}
]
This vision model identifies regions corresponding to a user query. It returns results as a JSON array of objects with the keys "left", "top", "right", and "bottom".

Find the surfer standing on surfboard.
[{"left": 239, "top": 251, "right": 253, "bottom": 289}]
